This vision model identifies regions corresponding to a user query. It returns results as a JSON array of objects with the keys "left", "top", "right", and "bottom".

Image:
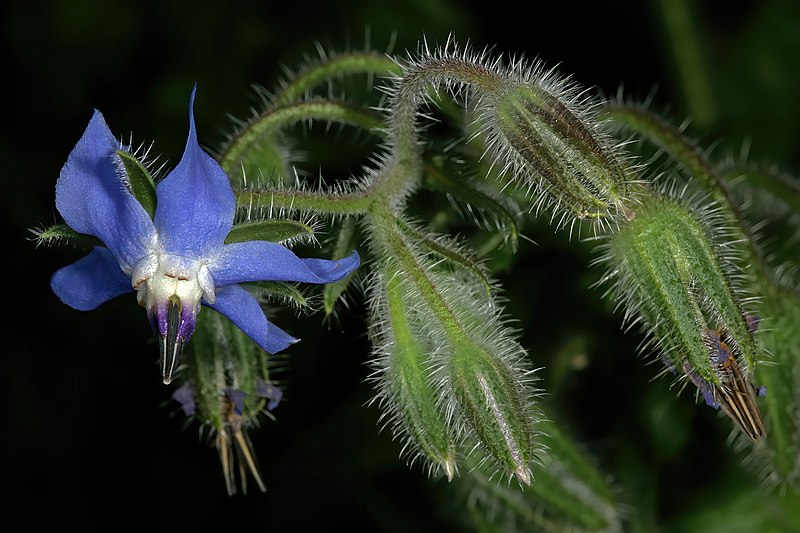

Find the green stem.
[
  {"left": 218, "top": 100, "right": 385, "bottom": 174},
  {"left": 654, "top": 0, "right": 717, "bottom": 127},
  {"left": 273, "top": 52, "right": 402, "bottom": 105},
  {"left": 236, "top": 187, "right": 373, "bottom": 216}
]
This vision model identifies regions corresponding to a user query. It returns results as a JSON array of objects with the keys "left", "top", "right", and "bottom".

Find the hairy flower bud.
[
  {"left": 369, "top": 267, "right": 458, "bottom": 479},
  {"left": 172, "top": 310, "right": 283, "bottom": 495},
  {"left": 599, "top": 193, "right": 765, "bottom": 440},
  {"left": 491, "top": 84, "right": 631, "bottom": 222},
  {"left": 370, "top": 218, "right": 542, "bottom": 483}
]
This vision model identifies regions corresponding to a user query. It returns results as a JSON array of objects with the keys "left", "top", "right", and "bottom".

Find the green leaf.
[
  {"left": 115, "top": 149, "right": 157, "bottom": 218},
  {"left": 247, "top": 281, "right": 309, "bottom": 310},
  {"left": 323, "top": 218, "right": 359, "bottom": 316},
  {"left": 225, "top": 219, "right": 314, "bottom": 244},
  {"left": 32, "top": 223, "right": 103, "bottom": 249}
]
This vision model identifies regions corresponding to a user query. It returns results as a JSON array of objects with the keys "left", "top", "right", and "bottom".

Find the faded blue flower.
[
  {"left": 683, "top": 361, "right": 720, "bottom": 409},
  {"left": 51, "top": 88, "right": 360, "bottom": 383},
  {"left": 172, "top": 381, "right": 197, "bottom": 416}
]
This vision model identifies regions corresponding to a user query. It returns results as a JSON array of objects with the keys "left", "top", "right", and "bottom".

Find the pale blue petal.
[
  {"left": 55, "top": 111, "right": 156, "bottom": 271},
  {"left": 212, "top": 241, "right": 360, "bottom": 286},
  {"left": 205, "top": 284, "right": 298, "bottom": 354},
  {"left": 51, "top": 247, "right": 133, "bottom": 311},
  {"left": 154, "top": 88, "right": 235, "bottom": 259}
]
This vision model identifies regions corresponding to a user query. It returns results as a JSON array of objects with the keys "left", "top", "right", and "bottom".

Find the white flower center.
[{"left": 132, "top": 252, "right": 216, "bottom": 311}]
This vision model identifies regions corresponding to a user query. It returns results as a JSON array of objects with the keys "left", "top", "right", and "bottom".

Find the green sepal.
[
  {"left": 32, "top": 223, "right": 103, "bottom": 249},
  {"left": 380, "top": 268, "right": 458, "bottom": 479},
  {"left": 450, "top": 338, "right": 538, "bottom": 485},
  {"left": 608, "top": 195, "right": 759, "bottom": 382},
  {"left": 185, "top": 310, "right": 226, "bottom": 429},
  {"left": 184, "top": 309, "right": 274, "bottom": 427},
  {"left": 494, "top": 85, "right": 629, "bottom": 220},
  {"left": 225, "top": 219, "right": 314, "bottom": 244},
  {"left": 115, "top": 149, "right": 157, "bottom": 219},
  {"left": 604, "top": 103, "right": 763, "bottom": 272},
  {"left": 396, "top": 218, "right": 492, "bottom": 298},
  {"left": 323, "top": 218, "right": 359, "bottom": 316},
  {"left": 246, "top": 281, "right": 309, "bottom": 311}
]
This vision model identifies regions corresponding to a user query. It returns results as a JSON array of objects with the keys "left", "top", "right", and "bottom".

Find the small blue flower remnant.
[{"left": 50, "top": 88, "right": 359, "bottom": 383}]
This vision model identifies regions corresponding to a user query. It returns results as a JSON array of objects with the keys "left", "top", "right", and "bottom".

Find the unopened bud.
[{"left": 491, "top": 84, "right": 631, "bottom": 222}]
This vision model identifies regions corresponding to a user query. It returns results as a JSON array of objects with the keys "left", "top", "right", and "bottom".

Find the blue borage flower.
[{"left": 51, "top": 88, "right": 360, "bottom": 383}]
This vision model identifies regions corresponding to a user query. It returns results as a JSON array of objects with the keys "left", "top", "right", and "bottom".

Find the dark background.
[{"left": 3, "top": 0, "right": 798, "bottom": 530}]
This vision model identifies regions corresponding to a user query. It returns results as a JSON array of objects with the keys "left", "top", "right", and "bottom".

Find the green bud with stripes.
[
  {"left": 369, "top": 213, "right": 542, "bottom": 484},
  {"left": 597, "top": 191, "right": 766, "bottom": 441},
  {"left": 385, "top": 42, "right": 635, "bottom": 228},
  {"left": 459, "top": 58, "right": 636, "bottom": 231},
  {"left": 368, "top": 262, "right": 458, "bottom": 480}
]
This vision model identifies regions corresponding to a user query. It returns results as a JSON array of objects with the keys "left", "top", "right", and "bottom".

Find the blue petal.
[
  {"left": 212, "top": 242, "right": 360, "bottom": 286},
  {"left": 55, "top": 111, "right": 156, "bottom": 271},
  {"left": 51, "top": 247, "right": 133, "bottom": 311},
  {"left": 205, "top": 284, "right": 299, "bottom": 354},
  {"left": 154, "top": 87, "right": 235, "bottom": 259}
]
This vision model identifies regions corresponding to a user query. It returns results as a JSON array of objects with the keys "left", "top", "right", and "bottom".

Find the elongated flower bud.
[
  {"left": 370, "top": 216, "right": 541, "bottom": 483},
  {"left": 598, "top": 193, "right": 765, "bottom": 440},
  {"left": 491, "top": 84, "right": 631, "bottom": 222},
  {"left": 369, "top": 266, "right": 458, "bottom": 480},
  {"left": 447, "top": 336, "right": 538, "bottom": 484},
  {"left": 172, "top": 309, "right": 283, "bottom": 495}
]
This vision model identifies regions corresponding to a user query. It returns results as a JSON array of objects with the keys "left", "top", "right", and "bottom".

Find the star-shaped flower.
[{"left": 51, "top": 88, "right": 359, "bottom": 383}]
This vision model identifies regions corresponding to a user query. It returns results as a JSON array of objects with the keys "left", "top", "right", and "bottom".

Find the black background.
[{"left": 3, "top": 0, "right": 798, "bottom": 531}]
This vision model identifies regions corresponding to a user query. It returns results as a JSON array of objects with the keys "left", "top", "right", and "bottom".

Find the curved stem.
[
  {"left": 369, "top": 55, "right": 510, "bottom": 207},
  {"left": 387, "top": 55, "right": 508, "bottom": 164},
  {"left": 274, "top": 52, "right": 402, "bottom": 105},
  {"left": 218, "top": 100, "right": 385, "bottom": 174}
]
